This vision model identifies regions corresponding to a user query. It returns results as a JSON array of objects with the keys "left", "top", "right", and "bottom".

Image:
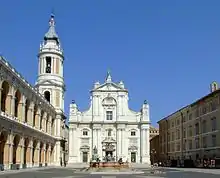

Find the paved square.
[{"left": 0, "top": 167, "right": 219, "bottom": 178}]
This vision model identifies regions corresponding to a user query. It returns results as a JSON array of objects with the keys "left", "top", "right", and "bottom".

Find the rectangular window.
[
  {"left": 212, "top": 135, "right": 216, "bottom": 147},
  {"left": 183, "top": 128, "right": 186, "bottom": 138},
  {"left": 188, "top": 140, "right": 192, "bottom": 150},
  {"left": 211, "top": 117, "right": 217, "bottom": 131},
  {"left": 188, "top": 125, "right": 192, "bottom": 137},
  {"left": 202, "top": 105, "right": 207, "bottom": 115},
  {"left": 131, "top": 131, "right": 136, "bottom": 136},
  {"left": 189, "top": 113, "right": 192, "bottom": 120},
  {"left": 106, "top": 111, "right": 113, "bottom": 120},
  {"left": 83, "top": 131, "right": 88, "bottom": 136},
  {"left": 45, "top": 56, "right": 52, "bottom": 73},
  {"left": 203, "top": 136, "right": 207, "bottom": 148},
  {"left": 195, "top": 137, "right": 200, "bottom": 149},
  {"left": 195, "top": 123, "right": 199, "bottom": 135},
  {"left": 202, "top": 120, "right": 206, "bottom": 133}
]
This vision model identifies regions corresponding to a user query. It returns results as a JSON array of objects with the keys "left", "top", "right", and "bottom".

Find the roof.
[
  {"left": 44, "top": 14, "right": 59, "bottom": 42},
  {"left": 157, "top": 87, "right": 220, "bottom": 124}
]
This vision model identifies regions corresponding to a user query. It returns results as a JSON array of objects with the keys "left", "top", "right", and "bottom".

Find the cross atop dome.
[{"left": 44, "top": 13, "right": 59, "bottom": 43}]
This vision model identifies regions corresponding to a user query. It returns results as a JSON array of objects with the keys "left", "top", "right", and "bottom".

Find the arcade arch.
[
  {"left": 1, "top": 81, "right": 10, "bottom": 113},
  {"left": 0, "top": 131, "right": 8, "bottom": 164}
]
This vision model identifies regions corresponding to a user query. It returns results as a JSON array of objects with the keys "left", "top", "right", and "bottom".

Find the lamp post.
[{"left": 151, "top": 149, "right": 157, "bottom": 165}]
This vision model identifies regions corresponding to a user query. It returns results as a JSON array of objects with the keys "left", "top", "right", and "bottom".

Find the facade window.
[
  {"left": 108, "top": 129, "right": 112, "bottom": 136},
  {"left": 202, "top": 120, "right": 206, "bottom": 133},
  {"left": 168, "top": 133, "right": 170, "bottom": 142},
  {"left": 176, "top": 142, "right": 180, "bottom": 151},
  {"left": 183, "top": 115, "right": 186, "bottom": 122},
  {"left": 210, "top": 101, "right": 217, "bottom": 111},
  {"left": 188, "top": 125, "right": 192, "bottom": 137},
  {"left": 44, "top": 91, "right": 50, "bottom": 103},
  {"left": 195, "top": 137, "right": 200, "bottom": 149},
  {"left": 83, "top": 131, "right": 88, "bottom": 136},
  {"left": 177, "top": 119, "right": 180, "bottom": 125},
  {"left": 171, "top": 121, "right": 174, "bottom": 127},
  {"left": 203, "top": 136, "right": 207, "bottom": 148},
  {"left": 131, "top": 131, "right": 136, "bottom": 136},
  {"left": 211, "top": 117, "right": 216, "bottom": 131},
  {"left": 183, "top": 140, "right": 186, "bottom": 151},
  {"left": 106, "top": 111, "right": 113, "bottom": 120},
  {"left": 195, "top": 108, "right": 199, "bottom": 118},
  {"left": 176, "top": 129, "right": 180, "bottom": 140},
  {"left": 202, "top": 105, "right": 207, "bottom": 115},
  {"left": 45, "top": 56, "right": 52, "bottom": 73},
  {"left": 189, "top": 113, "right": 192, "bottom": 120},
  {"left": 171, "top": 132, "right": 174, "bottom": 141},
  {"left": 212, "top": 135, "right": 216, "bottom": 147},
  {"left": 195, "top": 123, "right": 199, "bottom": 135},
  {"left": 188, "top": 140, "right": 192, "bottom": 150},
  {"left": 183, "top": 128, "right": 186, "bottom": 138}
]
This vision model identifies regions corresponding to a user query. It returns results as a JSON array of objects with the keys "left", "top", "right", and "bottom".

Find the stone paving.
[{"left": 0, "top": 167, "right": 220, "bottom": 178}]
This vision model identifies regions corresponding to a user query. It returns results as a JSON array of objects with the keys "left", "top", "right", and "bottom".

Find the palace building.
[
  {"left": 68, "top": 72, "right": 151, "bottom": 164},
  {"left": 0, "top": 14, "right": 67, "bottom": 170}
]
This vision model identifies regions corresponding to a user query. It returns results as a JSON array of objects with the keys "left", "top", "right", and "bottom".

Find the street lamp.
[{"left": 151, "top": 149, "right": 157, "bottom": 165}]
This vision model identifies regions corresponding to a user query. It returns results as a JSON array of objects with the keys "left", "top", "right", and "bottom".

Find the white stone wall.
[{"left": 68, "top": 75, "right": 150, "bottom": 164}]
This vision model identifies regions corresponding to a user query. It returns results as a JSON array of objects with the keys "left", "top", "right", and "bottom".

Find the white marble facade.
[{"left": 68, "top": 72, "right": 150, "bottom": 164}]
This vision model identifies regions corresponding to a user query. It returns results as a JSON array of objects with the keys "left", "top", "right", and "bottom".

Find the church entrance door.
[
  {"left": 82, "top": 152, "right": 88, "bottom": 163},
  {"left": 131, "top": 152, "right": 136, "bottom": 163},
  {"left": 105, "top": 151, "right": 113, "bottom": 157}
]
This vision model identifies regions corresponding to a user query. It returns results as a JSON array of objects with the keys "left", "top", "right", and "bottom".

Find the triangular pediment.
[
  {"left": 102, "top": 137, "right": 116, "bottom": 143},
  {"left": 93, "top": 82, "right": 126, "bottom": 92}
]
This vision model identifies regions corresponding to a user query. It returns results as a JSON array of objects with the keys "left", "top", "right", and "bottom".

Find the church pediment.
[
  {"left": 93, "top": 83, "right": 127, "bottom": 92},
  {"left": 102, "top": 137, "right": 116, "bottom": 143}
]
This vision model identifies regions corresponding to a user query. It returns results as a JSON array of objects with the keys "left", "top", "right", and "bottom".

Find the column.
[
  {"left": 145, "top": 128, "right": 150, "bottom": 159},
  {"left": 3, "top": 133, "right": 13, "bottom": 170},
  {"left": 117, "top": 128, "right": 121, "bottom": 159},
  {"left": 36, "top": 109, "right": 41, "bottom": 129},
  {"left": 54, "top": 141, "right": 61, "bottom": 166},
  {"left": 97, "top": 128, "right": 102, "bottom": 158},
  {"left": 27, "top": 140, "right": 33, "bottom": 167},
  {"left": 34, "top": 142, "right": 40, "bottom": 167},
  {"left": 41, "top": 144, "right": 46, "bottom": 165},
  {"left": 9, "top": 95, "right": 14, "bottom": 116},
  {"left": 141, "top": 127, "right": 150, "bottom": 164},
  {"left": 8, "top": 133, "right": 13, "bottom": 168},
  {"left": 28, "top": 103, "right": 34, "bottom": 126},
  {"left": 20, "top": 138, "right": 24, "bottom": 168},
  {"left": 18, "top": 101, "right": 24, "bottom": 122}
]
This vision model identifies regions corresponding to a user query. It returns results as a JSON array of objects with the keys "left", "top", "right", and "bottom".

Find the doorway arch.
[
  {"left": 14, "top": 90, "right": 21, "bottom": 118},
  {"left": 1, "top": 81, "right": 10, "bottom": 112},
  {"left": 23, "top": 138, "right": 29, "bottom": 165},
  {"left": 0, "top": 131, "right": 8, "bottom": 164},
  {"left": 12, "top": 135, "right": 20, "bottom": 164},
  {"left": 44, "top": 91, "right": 50, "bottom": 103}
]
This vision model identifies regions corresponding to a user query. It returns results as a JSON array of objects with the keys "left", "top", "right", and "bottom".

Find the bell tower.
[
  {"left": 35, "top": 13, "right": 65, "bottom": 112},
  {"left": 35, "top": 14, "right": 66, "bottom": 166}
]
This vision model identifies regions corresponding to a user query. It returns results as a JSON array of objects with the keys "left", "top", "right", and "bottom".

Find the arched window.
[
  {"left": 107, "top": 129, "right": 112, "bottom": 136},
  {"left": 44, "top": 91, "right": 50, "bottom": 103}
]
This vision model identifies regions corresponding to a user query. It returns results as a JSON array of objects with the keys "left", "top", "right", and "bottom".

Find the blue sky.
[{"left": 1, "top": 0, "right": 220, "bottom": 126}]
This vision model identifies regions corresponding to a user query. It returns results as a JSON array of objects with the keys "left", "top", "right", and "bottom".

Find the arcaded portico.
[
  {"left": 0, "top": 57, "right": 58, "bottom": 170},
  {"left": 0, "top": 14, "right": 68, "bottom": 170}
]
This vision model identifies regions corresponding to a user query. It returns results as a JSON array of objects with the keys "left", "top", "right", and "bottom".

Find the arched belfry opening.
[{"left": 44, "top": 91, "right": 50, "bottom": 103}]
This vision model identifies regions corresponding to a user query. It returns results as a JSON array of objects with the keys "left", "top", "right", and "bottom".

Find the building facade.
[
  {"left": 68, "top": 73, "right": 151, "bottom": 164},
  {"left": 158, "top": 82, "right": 220, "bottom": 166},
  {"left": 150, "top": 135, "right": 159, "bottom": 164},
  {"left": 150, "top": 126, "right": 159, "bottom": 139},
  {"left": 0, "top": 14, "right": 67, "bottom": 170}
]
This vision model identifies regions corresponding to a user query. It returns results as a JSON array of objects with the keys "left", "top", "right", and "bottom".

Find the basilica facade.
[
  {"left": 68, "top": 73, "right": 151, "bottom": 164},
  {"left": 0, "top": 14, "right": 67, "bottom": 170}
]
